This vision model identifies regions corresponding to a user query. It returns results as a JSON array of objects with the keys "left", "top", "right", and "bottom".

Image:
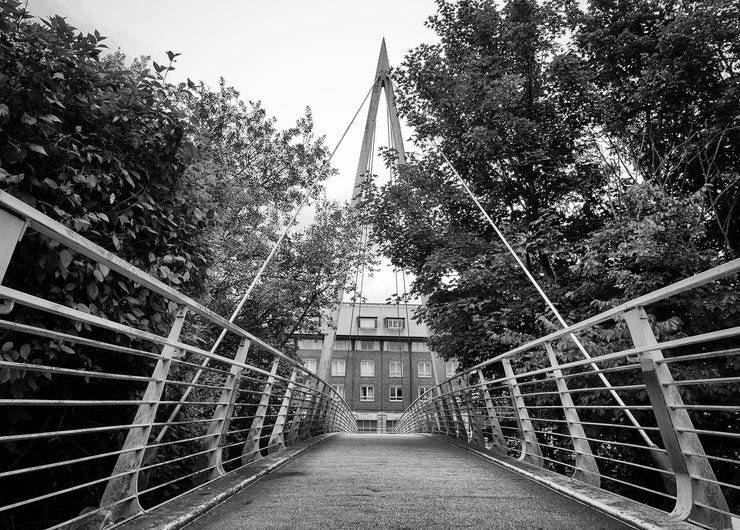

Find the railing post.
[
  {"left": 464, "top": 375, "right": 486, "bottom": 446},
  {"left": 314, "top": 382, "right": 330, "bottom": 433},
  {"left": 286, "top": 383, "right": 307, "bottom": 446},
  {"left": 502, "top": 357, "right": 543, "bottom": 467},
  {"left": 267, "top": 368, "right": 297, "bottom": 453},
  {"left": 430, "top": 360, "right": 453, "bottom": 435},
  {"left": 322, "top": 389, "right": 336, "bottom": 433},
  {"left": 196, "top": 337, "right": 251, "bottom": 482},
  {"left": 242, "top": 359, "right": 280, "bottom": 464},
  {"left": 622, "top": 307, "right": 730, "bottom": 528},
  {"left": 0, "top": 209, "right": 28, "bottom": 313},
  {"left": 447, "top": 382, "right": 468, "bottom": 440},
  {"left": 477, "top": 369, "right": 507, "bottom": 455},
  {"left": 422, "top": 400, "right": 439, "bottom": 434},
  {"left": 98, "top": 307, "right": 188, "bottom": 523},
  {"left": 437, "top": 385, "right": 457, "bottom": 436},
  {"left": 544, "top": 341, "right": 600, "bottom": 487},
  {"left": 298, "top": 381, "right": 317, "bottom": 440}
]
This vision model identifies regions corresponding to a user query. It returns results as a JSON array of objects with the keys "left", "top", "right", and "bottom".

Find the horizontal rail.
[
  {"left": 397, "top": 256, "right": 740, "bottom": 530},
  {"left": 0, "top": 190, "right": 357, "bottom": 528}
]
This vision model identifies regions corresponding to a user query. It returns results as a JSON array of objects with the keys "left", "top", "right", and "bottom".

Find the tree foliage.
[
  {"left": 363, "top": 0, "right": 740, "bottom": 508},
  {"left": 365, "top": 0, "right": 740, "bottom": 366},
  {"left": 0, "top": 2, "right": 362, "bottom": 525}
]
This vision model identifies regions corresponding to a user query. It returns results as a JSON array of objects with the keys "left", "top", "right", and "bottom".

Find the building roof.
[{"left": 334, "top": 302, "right": 427, "bottom": 338}]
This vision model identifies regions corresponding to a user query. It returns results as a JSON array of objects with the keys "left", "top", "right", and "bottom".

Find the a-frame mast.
[
  {"left": 350, "top": 38, "right": 406, "bottom": 207},
  {"left": 318, "top": 39, "right": 406, "bottom": 379}
]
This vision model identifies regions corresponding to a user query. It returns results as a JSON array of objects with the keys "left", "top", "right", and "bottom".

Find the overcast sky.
[{"left": 28, "top": 0, "right": 440, "bottom": 302}]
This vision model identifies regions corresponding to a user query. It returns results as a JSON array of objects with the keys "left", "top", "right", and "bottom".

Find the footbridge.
[{"left": 1, "top": 182, "right": 740, "bottom": 530}]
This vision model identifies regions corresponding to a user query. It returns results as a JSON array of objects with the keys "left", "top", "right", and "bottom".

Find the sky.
[{"left": 28, "top": 0, "right": 440, "bottom": 302}]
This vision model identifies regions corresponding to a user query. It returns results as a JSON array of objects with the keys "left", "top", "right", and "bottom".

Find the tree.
[
  {"left": 0, "top": 2, "right": 365, "bottom": 524},
  {"left": 568, "top": 0, "right": 740, "bottom": 255},
  {"left": 364, "top": 0, "right": 740, "bottom": 510},
  {"left": 365, "top": 0, "right": 612, "bottom": 365}
]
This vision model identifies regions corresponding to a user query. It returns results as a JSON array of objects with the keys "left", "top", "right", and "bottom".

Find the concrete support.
[
  {"left": 502, "top": 357, "right": 543, "bottom": 467},
  {"left": 622, "top": 307, "right": 730, "bottom": 528},
  {"left": 196, "top": 338, "right": 251, "bottom": 482},
  {"left": 241, "top": 359, "right": 280, "bottom": 464},
  {"left": 98, "top": 308, "right": 188, "bottom": 521},
  {"left": 477, "top": 369, "right": 507, "bottom": 455},
  {"left": 267, "top": 369, "right": 297, "bottom": 453},
  {"left": 544, "top": 342, "right": 600, "bottom": 487}
]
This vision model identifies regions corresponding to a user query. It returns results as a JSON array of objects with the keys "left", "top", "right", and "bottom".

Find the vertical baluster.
[
  {"left": 98, "top": 308, "right": 188, "bottom": 521},
  {"left": 242, "top": 359, "right": 280, "bottom": 464},
  {"left": 430, "top": 360, "right": 453, "bottom": 435},
  {"left": 286, "top": 380, "right": 307, "bottom": 446},
  {"left": 196, "top": 337, "right": 251, "bottom": 482},
  {"left": 298, "top": 380, "right": 318, "bottom": 440},
  {"left": 623, "top": 307, "right": 730, "bottom": 528},
  {"left": 464, "top": 374, "right": 486, "bottom": 446},
  {"left": 477, "top": 369, "right": 507, "bottom": 455},
  {"left": 447, "top": 381, "right": 468, "bottom": 440},
  {"left": 502, "top": 357, "right": 543, "bottom": 466},
  {"left": 544, "top": 341, "right": 600, "bottom": 487},
  {"left": 267, "top": 368, "right": 297, "bottom": 453}
]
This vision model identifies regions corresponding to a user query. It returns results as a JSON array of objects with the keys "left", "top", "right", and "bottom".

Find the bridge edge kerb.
[
  {"left": 432, "top": 435, "right": 701, "bottom": 530},
  {"left": 114, "top": 433, "right": 339, "bottom": 530}
]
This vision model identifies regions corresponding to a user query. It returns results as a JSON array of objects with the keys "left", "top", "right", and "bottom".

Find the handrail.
[
  {"left": 0, "top": 191, "right": 303, "bottom": 365},
  {"left": 460, "top": 256, "right": 740, "bottom": 375},
  {"left": 0, "top": 190, "right": 357, "bottom": 529},
  {"left": 397, "top": 257, "right": 740, "bottom": 530}
]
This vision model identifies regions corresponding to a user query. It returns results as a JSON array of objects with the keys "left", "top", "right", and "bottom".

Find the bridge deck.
[{"left": 185, "top": 434, "right": 632, "bottom": 529}]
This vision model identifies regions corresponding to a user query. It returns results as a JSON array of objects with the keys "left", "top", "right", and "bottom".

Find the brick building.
[{"left": 295, "top": 302, "right": 456, "bottom": 433}]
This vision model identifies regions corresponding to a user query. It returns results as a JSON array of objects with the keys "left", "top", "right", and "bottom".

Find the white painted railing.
[
  {"left": 397, "top": 255, "right": 740, "bottom": 530},
  {"left": 0, "top": 190, "right": 356, "bottom": 529}
]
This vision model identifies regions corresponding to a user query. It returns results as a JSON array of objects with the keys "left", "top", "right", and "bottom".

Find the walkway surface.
[{"left": 184, "top": 434, "right": 632, "bottom": 529}]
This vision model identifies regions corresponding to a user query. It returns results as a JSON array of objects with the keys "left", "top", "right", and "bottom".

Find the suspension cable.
[
  {"left": 153, "top": 83, "right": 376, "bottom": 443},
  {"left": 432, "top": 140, "right": 655, "bottom": 447}
]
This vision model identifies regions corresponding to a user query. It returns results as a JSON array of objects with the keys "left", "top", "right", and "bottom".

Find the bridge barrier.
[
  {"left": 397, "top": 257, "right": 740, "bottom": 530},
  {"left": 0, "top": 191, "right": 357, "bottom": 529}
]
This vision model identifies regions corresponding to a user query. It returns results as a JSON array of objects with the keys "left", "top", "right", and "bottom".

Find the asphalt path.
[{"left": 184, "top": 434, "right": 633, "bottom": 529}]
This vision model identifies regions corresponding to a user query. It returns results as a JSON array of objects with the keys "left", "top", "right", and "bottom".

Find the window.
[
  {"left": 418, "top": 386, "right": 431, "bottom": 400},
  {"left": 333, "top": 340, "right": 350, "bottom": 350},
  {"left": 384, "top": 317, "right": 405, "bottom": 329},
  {"left": 333, "top": 384, "right": 345, "bottom": 400},
  {"left": 297, "top": 339, "right": 323, "bottom": 350},
  {"left": 445, "top": 361, "right": 456, "bottom": 377},
  {"left": 331, "top": 359, "right": 346, "bottom": 376},
  {"left": 389, "top": 386, "right": 403, "bottom": 402},
  {"left": 418, "top": 361, "right": 432, "bottom": 378},
  {"left": 411, "top": 341, "right": 429, "bottom": 352},
  {"left": 357, "top": 317, "right": 377, "bottom": 329},
  {"left": 360, "top": 385, "right": 374, "bottom": 401},
  {"left": 389, "top": 360, "right": 403, "bottom": 378},
  {"left": 357, "top": 340, "right": 379, "bottom": 351},
  {"left": 304, "top": 359, "right": 317, "bottom": 373},
  {"left": 360, "top": 360, "right": 375, "bottom": 377},
  {"left": 384, "top": 341, "right": 408, "bottom": 352}
]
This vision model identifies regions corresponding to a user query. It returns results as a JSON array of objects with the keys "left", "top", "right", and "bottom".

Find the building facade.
[{"left": 295, "top": 303, "right": 456, "bottom": 433}]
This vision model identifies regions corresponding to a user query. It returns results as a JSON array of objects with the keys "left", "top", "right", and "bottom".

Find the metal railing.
[
  {"left": 0, "top": 191, "right": 357, "bottom": 529},
  {"left": 397, "top": 257, "right": 740, "bottom": 530}
]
